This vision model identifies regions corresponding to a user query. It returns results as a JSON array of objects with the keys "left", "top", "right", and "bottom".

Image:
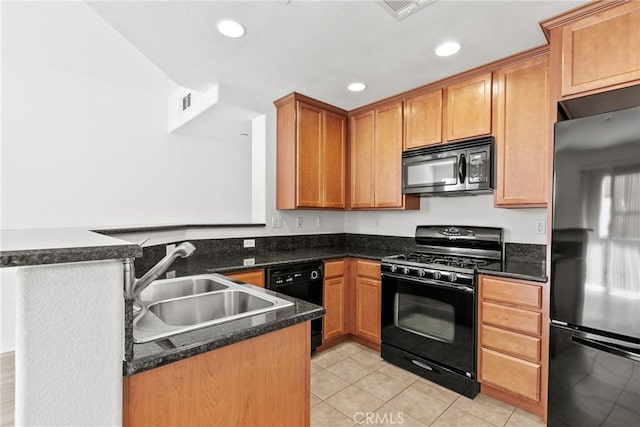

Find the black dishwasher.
[{"left": 266, "top": 262, "right": 323, "bottom": 353}]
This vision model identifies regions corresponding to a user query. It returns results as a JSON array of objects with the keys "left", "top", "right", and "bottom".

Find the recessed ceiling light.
[
  {"left": 217, "top": 19, "right": 245, "bottom": 38},
  {"left": 348, "top": 82, "right": 367, "bottom": 92},
  {"left": 435, "top": 41, "right": 461, "bottom": 57}
]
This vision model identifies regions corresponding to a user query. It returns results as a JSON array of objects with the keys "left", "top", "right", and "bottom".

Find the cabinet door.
[
  {"left": 561, "top": 1, "right": 640, "bottom": 97},
  {"left": 296, "top": 102, "right": 323, "bottom": 207},
  {"left": 445, "top": 73, "right": 492, "bottom": 141},
  {"left": 494, "top": 55, "right": 549, "bottom": 207},
  {"left": 404, "top": 89, "right": 443, "bottom": 150},
  {"left": 224, "top": 269, "right": 264, "bottom": 287},
  {"left": 349, "top": 111, "right": 375, "bottom": 208},
  {"left": 322, "top": 111, "right": 346, "bottom": 208},
  {"left": 323, "top": 276, "right": 345, "bottom": 340},
  {"left": 355, "top": 277, "right": 381, "bottom": 343},
  {"left": 374, "top": 102, "right": 403, "bottom": 208}
]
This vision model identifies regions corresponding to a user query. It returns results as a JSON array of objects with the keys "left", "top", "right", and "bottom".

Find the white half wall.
[{"left": 15, "top": 260, "right": 123, "bottom": 426}]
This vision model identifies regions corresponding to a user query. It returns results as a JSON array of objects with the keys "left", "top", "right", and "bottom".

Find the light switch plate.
[
  {"left": 243, "top": 239, "right": 255, "bottom": 248},
  {"left": 243, "top": 258, "right": 256, "bottom": 266}
]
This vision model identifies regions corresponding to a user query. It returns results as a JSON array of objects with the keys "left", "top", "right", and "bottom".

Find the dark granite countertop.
[
  {"left": 478, "top": 260, "right": 547, "bottom": 283},
  {"left": 125, "top": 291, "right": 324, "bottom": 376},
  {"left": 0, "top": 228, "right": 141, "bottom": 267},
  {"left": 169, "top": 245, "right": 546, "bottom": 283}
]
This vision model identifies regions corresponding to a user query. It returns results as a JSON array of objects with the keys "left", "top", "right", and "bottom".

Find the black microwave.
[{"left": 402, "top": 136, "right": 494, "bottom": 196}]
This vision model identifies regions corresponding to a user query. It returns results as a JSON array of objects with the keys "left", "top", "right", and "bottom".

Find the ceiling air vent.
[{"left": 381, "top": 0, "right": 439, "bottom": 20}]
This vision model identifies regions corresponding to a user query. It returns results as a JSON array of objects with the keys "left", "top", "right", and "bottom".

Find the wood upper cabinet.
[
  {"left": 275, "top": 93, "right": 346, "bottom": 209},
  {"left": 349, "top": 102, "right": 419, "bottom": 210},
  {"left": 349, "top": 110, "right": 376, "bottom": 208},
  {"left": 353, "top": 259, "right": 381, "bottom": 344},
  {"left": 323, "top": 260, "right": 346, "bottom": 341},
  {"left": 375, "top": 102, "right": 404, "bottom": 208},
  {"left": 478, "top": 275, "right": 548, "bottom": 420},
  {"left": 445, "top": 73, "right": 493, "bottom": 141},
  {"left": 494, "top": 54, "right": 550, "bottom": 207},
  {"left": 558, "top": 1, "right": 640, "bottom": 98},
  {"left": 224, "top": 269, "right": 264, "bottom": 287},
  {"left": 404, "top": 89, "right": 443, "bottom": 150}
]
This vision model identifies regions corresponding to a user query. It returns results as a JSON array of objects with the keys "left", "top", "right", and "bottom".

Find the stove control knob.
[
  {"left": 418, "top": 269, "right": 426, "bottom": 278},
  {"left": 449, "top": 273, "right": 458, "bottom": 282},
  {"left": 432, "top": 271, "right": 441, "bottom": 280},
  {"left": 403, "top": 266, "right": 411, "bottom": 275},
  {"left": 390, "top": 265, "right": 398, "bottom": 273}
]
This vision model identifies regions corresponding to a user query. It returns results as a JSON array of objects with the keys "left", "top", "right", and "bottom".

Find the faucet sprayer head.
[{"left": 177, "top": 242, "right": 196, "bottom": 258}]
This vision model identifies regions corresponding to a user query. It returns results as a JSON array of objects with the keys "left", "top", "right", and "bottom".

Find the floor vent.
[{"left": 381, "top": 0, "right": 439, "bottom": 20}]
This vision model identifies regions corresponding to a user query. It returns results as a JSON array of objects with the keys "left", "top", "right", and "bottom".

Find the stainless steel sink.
[
  {"left": 133, "top": 273, "right": 294, "bottom": 343},
  {"left": 139, "top": 276, "right": 228, "bottom": 303},
  {"left": 148, "top": 290, "right": 274, "bottom": 326}
]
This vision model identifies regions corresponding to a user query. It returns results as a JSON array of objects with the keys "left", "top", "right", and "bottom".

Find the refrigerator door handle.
[{"left": 571, "top": 335, "right": 640, "bottom": 363}]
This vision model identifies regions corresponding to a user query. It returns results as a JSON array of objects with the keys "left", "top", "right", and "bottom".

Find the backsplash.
[
  {"left": 505, "top": 243, "right": 546, "bottom": 264},
  {"left": 135, "top": 234, "right": 546, "bottom": 275}
]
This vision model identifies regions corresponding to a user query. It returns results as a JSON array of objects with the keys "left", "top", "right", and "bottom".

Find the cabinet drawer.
[
  {"left": 481, "top": 348, "right": 540, "bottom": 402},
  {"left": 480, "top": 324, "right": 541, "bottom": 362},
  {"left": 356, "top": 260, "right": 381, "bottom": 279},
  {"left": 481, "top": 302, "right": 541, "bottom": 336},
  {"left": 324, "top": 260, "right": 345, "bottom": 278},
  {"left": 481, "top": 276, "right": 542, "bottom": 310}
]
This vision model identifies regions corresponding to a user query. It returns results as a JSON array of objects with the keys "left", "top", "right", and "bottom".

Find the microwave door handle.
[{"left": 458, "top": 153, "right": 466, "bottom": 183}]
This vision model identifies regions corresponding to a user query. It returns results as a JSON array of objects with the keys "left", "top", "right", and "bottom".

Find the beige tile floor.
[{"left": 311, "top": 341, "right": 546, "bottom": 427}]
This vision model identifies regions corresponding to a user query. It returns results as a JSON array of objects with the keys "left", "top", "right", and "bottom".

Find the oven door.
[{"left": 381, "top": 273, "right": 476, "bottom": 376}]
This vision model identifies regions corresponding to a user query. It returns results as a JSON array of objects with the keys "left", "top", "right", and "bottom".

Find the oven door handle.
[{"left": 381, "top": 272, "right": 475, "bottom": 294}]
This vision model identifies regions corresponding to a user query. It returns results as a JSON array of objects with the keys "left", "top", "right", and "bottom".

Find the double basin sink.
[{"left": 133, "top": 274, "right": 294, "bottom": 343}]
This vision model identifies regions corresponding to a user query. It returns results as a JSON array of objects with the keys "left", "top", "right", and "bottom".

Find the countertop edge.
[
  {"left": 123, "top": 307, "right": 325, "bottom": 376},
  {"left": 478, "top": 268, "right": 547, "bottom": 283},
  {"left": 0, "top": 243, "right": 142, "bottom": 268}
]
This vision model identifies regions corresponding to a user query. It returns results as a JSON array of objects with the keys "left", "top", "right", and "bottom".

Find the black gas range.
[{"left": 380, "top": 225, "right": 503, "bottom": 398}]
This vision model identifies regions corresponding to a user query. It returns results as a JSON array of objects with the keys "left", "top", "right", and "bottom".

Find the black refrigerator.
[{"left": 549, "top": 105, "right": 640, "bottom": 426}]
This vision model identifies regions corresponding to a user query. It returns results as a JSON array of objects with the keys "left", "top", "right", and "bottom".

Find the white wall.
[
  {"left": 1, "top": 2, "right": 253, "bottom": 229},
  {"left": 346, "top": 195, "right": 547, "bottom": 244}
]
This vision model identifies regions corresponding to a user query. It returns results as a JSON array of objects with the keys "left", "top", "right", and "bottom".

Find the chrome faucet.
[{"left": 124, "top": 242, "right": 196, "bottom": 302}]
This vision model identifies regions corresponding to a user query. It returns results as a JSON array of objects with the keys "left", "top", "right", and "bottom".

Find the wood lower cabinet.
[
  {"left": 494, "top": 54, "right": 550, "bottom": 207},
  {"left": 478, "top": 275, "right": 548, "bottom": 421},
  {"left": 352, "top": 259, "right": 381, "bottom": 346},
  {"left": 404, "top": 89, "right": 443, "bottom": 150},
  {"left": 445, "top": 73, "right": 492, "bottom": 141},
  {"left": 349, "top": 103, "right": 419, "bottom": 210},
  {"left": 123, "top": 322, "right": 310, "bottom": 427},
  {"left": 323, "top": 259, "right": 346, "bottom": 341},
  {"left": 275, "top": 92, "right": 347, "bottom": 209},
  {"left": 556, "top": 1, "right": 640, "bottom": 98},
  {"left": 224, "top": 269, "right": 264, "bottom": 287}
]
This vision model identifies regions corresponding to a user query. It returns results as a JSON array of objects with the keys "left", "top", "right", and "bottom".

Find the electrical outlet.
[
  {"left": 535, "top": 219, "right": 546, "bottom": 234},
  {"left": 297, "top": 216, "right": 303, "bottom": 229},
  {"left": 243, "top": 239, "right": 255, "bottom": 248},
  {"left": 166, "top": 243, "right": 176, "bottom": 256},
  {"left": 317, "top": 216, "right": 324, "bottom": 228},
  {"left": 243, "top": 258, "right": 256, "bottom": 266},
  {"left": 166, "top": 270, "right": 176, "bottom": 279},
  {"left": 271, "top": 215, "right": 283, "bottom": 228}
]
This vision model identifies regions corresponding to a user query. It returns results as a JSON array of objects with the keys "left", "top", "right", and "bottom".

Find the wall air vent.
[{"left": 381, "top": 0, "right": 439, "bottom": 20}]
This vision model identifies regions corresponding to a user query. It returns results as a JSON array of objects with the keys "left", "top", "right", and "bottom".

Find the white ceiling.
[{"left": 87, "top": 0, "right": 587, "bottom": 111}]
